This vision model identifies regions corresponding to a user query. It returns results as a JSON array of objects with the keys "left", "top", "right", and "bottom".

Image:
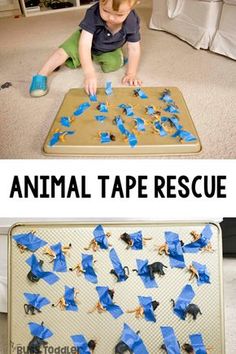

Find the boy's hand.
[
  {"left": 84, "top": 73, "right": 97, "bottom": 96},
  {"left": 122, "top": 74, "right": 142, "bottom": 87}
]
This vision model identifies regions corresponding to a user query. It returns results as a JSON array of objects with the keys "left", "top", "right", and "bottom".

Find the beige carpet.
[
  {"left": 0, "top": 1, "right": 235, "bottom": 158},
  {"left": 1, "top": 258, "right": 235, "bottom": 352}
]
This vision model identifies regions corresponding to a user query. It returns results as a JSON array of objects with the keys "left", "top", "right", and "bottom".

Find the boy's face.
[{"left": 100, "top": 0, "right": 133, "bottom": 26}]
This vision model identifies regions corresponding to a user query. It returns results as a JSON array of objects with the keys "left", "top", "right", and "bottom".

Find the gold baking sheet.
[
  {"left": 43, "top": 87, "right": 202, "bottom": 156},
  {"left": 8, "top": 221, "right": 224, "bottom": 353}
]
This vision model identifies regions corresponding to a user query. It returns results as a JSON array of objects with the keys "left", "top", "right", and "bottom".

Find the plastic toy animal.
[
  {"left": 120, "top": 232, "right": 152, "bottom": 249},
  {"left": 182, "top": 343, "right": 194, "bottom": 353},
  {"left": 188, "top": 264, "right": 199, "bottom": 281},
  {"left": 69, "top": 263, "right": 85, "bottom": 276},
  {"left": 84, "top": 232, "right": 112, "bottom": 252},
  {"left": 115, "top": 341, "right": 133, "bottom": 354},
  {"left": 157, "top": 242, "right": 170, "bottom": 255},
  {"left": 27, "top": 260, "right": 44, "bottom": 283},
  {"left": 110, "top": 266, "right": 129, "bottom": 281},
  {"left": 52, "top": 290, "right": 79, "bottom": 310},
  {"left": 88, "top": 289, "right": 114, "bottom": 314},
  {"left": 87, "top": 340, "right": 97, "bottom": 353},
  {"left": 28, "top": 336, "right": 48, "bottom": 353},
  {"left": 133, "top": 261, "right": 168, "bottom": 279},
  {"left": 171, "top": 300, "right": 202, "bottom": 320},
  {"left": 24, "top": 304, "right": 41, "bottom": 315},
  {"left": 43, "top": 243, "right": 72, "bottom": 262},
  {"left": 127, "top": 300, "right": 159, "bottom": 319}
]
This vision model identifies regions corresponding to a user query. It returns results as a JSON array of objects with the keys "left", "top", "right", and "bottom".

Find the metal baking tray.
[
  {"left": 8, "top": 221, "right": 224, "bottom": 353},
  {"left": 43, "top": 88, "right": 201, "bottom": 156}
]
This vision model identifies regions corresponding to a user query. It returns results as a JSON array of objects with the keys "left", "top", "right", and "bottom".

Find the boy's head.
[{"left": 100, "top": 0, "right": 139, "bottom": 26}]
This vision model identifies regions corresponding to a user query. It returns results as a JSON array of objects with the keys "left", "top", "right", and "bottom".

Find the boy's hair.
[{"left": 101, "top": 0, "right": 139, "bottom": 11}]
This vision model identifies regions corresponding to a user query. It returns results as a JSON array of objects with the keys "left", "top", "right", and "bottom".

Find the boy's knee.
[{"left": 101, "top": 55, "right": 123, "bottom": 73}]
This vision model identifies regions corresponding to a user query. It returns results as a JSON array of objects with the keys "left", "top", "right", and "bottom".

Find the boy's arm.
[
  {"left": 122, "top": 41, "right": 142, "bottom": 86},
  {"left": 79, "top": 30, "right": 97, "bottom": 95}
]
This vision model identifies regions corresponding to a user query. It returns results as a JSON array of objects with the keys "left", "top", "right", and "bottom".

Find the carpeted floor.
[{"left": 0, "top": 1, "right": 235, "bottom": 158}]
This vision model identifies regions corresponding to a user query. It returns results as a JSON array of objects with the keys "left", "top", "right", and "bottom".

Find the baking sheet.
[
  {"left": 8, "top": 221, "right": 224, "bottom": 353},
  {"left": 43, "top": 87, "right": 201, "bottom": 156}
]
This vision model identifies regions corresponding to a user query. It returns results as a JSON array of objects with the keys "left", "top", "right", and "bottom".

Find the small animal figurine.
[
  {"left": 24, "top": 304, "right": 41, "bottom": 315},
  {"left": 43, "top": 243, "right": 72, "bottom": 262},
  {"left": 171, "top": 300, "right": 202, "bottom": 320},
  {"left": 52, "top": 290, "right": 79, "bottom": 311},
  {"left": 133, "top": 261, "right": 168, "bottom": 279},
  {"left": 84, "top": 232, "right": 112, "bottom": 252},
  {"left": 115, "top": 341, "right": 133, "bottom": 354},
  {"left": 120, "top": 232, "right": 152, "bottom": 249},
  {"left": 87, "top": 339, "right": 97, "bottom": 353},
  {"left": 188, "top": 264, "right": 199, "bottom": 281},
  {"left": 157, "top": 242, "right": 170, "bottom": 256},
  {"left": 28, "top": 336, "right": 48, "bottom": 354},
  {"left": 126, "top": 300, "right": 159, "bottom": 319},
  {"left": 110, "top": 266, "right": 129, "bottom": 281},
  {"left": 69, "top": 263, "right": 85, "bottom": 276},
  {"left": 27, "top": 260, "right": 44, "bottom": 283},
  {"left": 88, "top": 289, "right": 114, "bottom": 314},
  {"left": 182, "top": 343, "right": 194, "bottom": 353}
]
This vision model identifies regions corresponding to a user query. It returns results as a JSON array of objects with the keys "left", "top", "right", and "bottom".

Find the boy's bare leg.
[{"left": 38, "top": 48, "right": 69, "bottom": 77}]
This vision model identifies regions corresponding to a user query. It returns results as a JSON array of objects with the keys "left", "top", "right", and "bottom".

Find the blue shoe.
[{"left": 29, "top": 74, "right": 48, "bottom": 97}]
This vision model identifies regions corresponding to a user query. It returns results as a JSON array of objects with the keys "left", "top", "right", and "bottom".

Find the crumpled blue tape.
[
  {"left": 165, "top": 231, "right": 185, "bottom": 269},
  {"left": 74, "top": 102, "right": 90, "bottom": 116},
  {"left": 100, "top": 132, "right": 111, "bottom": 143},
  {"left": 164, "top": 104, "right": 180, "bottom": 114},
  {"left": 64, "top": 286, "right": 78, "bottom": 311},
  {"left": 82, "top": 254, "right": 97, "bottom": 284},
  {"left": 189, "top": 334, "right": 207, "bottom": 354},
  {"left": 28, "top": 322, "right": 53, "bottom": 340},
  {"left": 13, "top": 232, "right": 47, "bottom": 252},
  {"left": 161, "top": 116, "right": 182, "bottom": 130},
  {"left": 49, "top": 131, "right": 75, "bottom": 146},
  {"left": 160, "top": 327, "right": 180, "bottom": 354},
  {"left": 95, "top": 115, "right": 106, "bottom": 122},
  {"left": 130, "top": 231, "right": 143, "bottom": 250},
  {"left": 60, "top": 116, "right": 71, "bottom": 127},
  {"left": 146, "top": 106, "right": 156, "bottom": 115},
  {"left": 138, "top": 296, "right": 156, "bottom": 322},
  {"left": 192, "top": 261, "right": 210, "bottom": 286},
  {"left": 154, "top": 121, "right": 168, "bottom": 136},
  {"left": 136, "top": 259, "right": 158, "bottom": 288},
  {"left": 160, "top": 91, "right": 173, "bottom": 103},
  {"left": 50, "top": 242, "right": 67, "bottom": 272},
  {"left": 121, "top": 323, "right": 149, "bottom": 354},
  {"left": 97, "top": 103, "right": 108, "bottom": 113},
  {"left": 71, "top": 335, "right": 91, "bottom": 354},
  {"left": 90, "top": 94, "right": 97, "bottom": 102},
  {"left": 172, "top": 129, "right": 197, "bottom": 142},
  {"left": 93, "top": 224, "right": 109, "bottom": 249},
  {"left": 118, "top": 104, "right": 134, "bottom": 116},
  {"left": 105, "top": 81, "right": 112, "bottom": 96},
  {"left": 115, "top": 116, "right": 137, "bottom": 148},
  {"left": 173, "top": 284, "right": 195, "bottom": 320},
  {"left": 183, "top": 225, "right": 213, "bottom": 253},
  {"left": 26, "top": 254, "right": 59, "bottom": 285},
  {"left": 134, "top": 88, "right": 148, "bottom": 99},
  {"left": 135, "top": 117, "right": 145, "bottom": 131},
  {"left": 96, "top": 286, "right": 123, "bottom": 319},
  {"left": 24, "top": 293, "right": 50, "bottom": 310},
  {"left": 109, "top": 248, "right": 127, "bottom": 282}
]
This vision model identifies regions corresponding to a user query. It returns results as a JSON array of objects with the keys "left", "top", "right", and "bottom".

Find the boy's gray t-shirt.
[{"left": 79, "top": 2, "right": 140, "bottom": 55}]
